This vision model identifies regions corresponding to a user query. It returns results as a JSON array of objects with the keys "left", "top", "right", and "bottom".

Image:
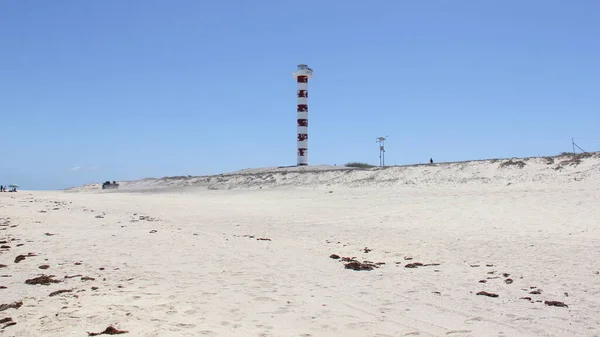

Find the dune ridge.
[{"left": 69, "top": 152, "right": 600, "bottom": 192}]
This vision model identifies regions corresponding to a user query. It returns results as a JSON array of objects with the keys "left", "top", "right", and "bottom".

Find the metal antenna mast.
[{"left": 376, "top": 136, "right": 388, "bottom": 167}]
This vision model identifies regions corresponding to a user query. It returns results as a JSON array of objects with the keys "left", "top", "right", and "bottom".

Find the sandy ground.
[{"left": 1, "top": 154, "right": 600, "bottom": 336}]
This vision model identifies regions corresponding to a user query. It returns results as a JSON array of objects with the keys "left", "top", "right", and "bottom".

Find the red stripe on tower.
[{"left": 292, "top": 64, "right": 313, "bottom": 166}]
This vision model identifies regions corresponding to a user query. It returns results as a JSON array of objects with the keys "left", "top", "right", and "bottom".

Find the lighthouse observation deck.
[{"left": 293, "top": 64, "right": 313, "bottom": 78}]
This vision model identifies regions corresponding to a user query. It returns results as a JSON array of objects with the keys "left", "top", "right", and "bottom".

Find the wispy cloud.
[{"left": 70, "top": 165, "right": 100, "bottom": 172}]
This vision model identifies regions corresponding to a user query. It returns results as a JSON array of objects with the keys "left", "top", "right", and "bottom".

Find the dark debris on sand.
[
  {"left": 344, "top": 261, "right": 378, "bottom": 271},
  {"left": 0, "top": 301, "right": 22, "bottom": 312},
  {"left": 39, "top": 265, "right": 50, "bottom": 270},
  {"left": 545, "top": 300, "right": 568, "bottom": 308},
  {"left": 476, "top": 291, "right": 499, "bottom": 298},
  {"left": 87, "top": 326, "right": 129, "bottom": 336},
  {"left": 25, "top": 275, "right": 61, "bottom": 285},
  {"left": 0, "top": 264, "right": 6, "bottom": 269},
  {"left": 14, "top": 253, "right": 36, "bottom": 264},
  {"left": 405, "top": 263, "right": 424, "bottom": 268},
  {"left": 49, "top": 289, "right": 73, "bottom": 297},
  {"left": 64, "top": 274, "right": 83, "bottom": 279},
  {"left": 332, "top": 255, "right": 382, "bottom": 271},
  {"left": 1, "top": 320, "right": 16, "bottom": 329}
]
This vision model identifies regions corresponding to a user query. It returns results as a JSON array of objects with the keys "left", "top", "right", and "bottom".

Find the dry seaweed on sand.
[
  {"left": 14, "top": 252, "right": 36, "bottom": 263},
  {"left": 87, "top": 326, "right": 129, "bottom": 336},
  {"left": 405, "top": 262, "right": 424, "bottom": 268},
  {"left": 0, "top": 301, "right": 23, "bottom": 312},
  {"left": 49, "top": 289, "right": 73, "bottom": 297},
  {"left": 476, "top": 291, "right": 499, "bottom": 298},
  {"left": 545, "top": 300, "right": 568, "bottom": 308},
  {"left": 344, "top": 261, "right": 378, "bottom": 271},
  {"left": 25, "top": 275, "right": 61, "bottom": 285}
]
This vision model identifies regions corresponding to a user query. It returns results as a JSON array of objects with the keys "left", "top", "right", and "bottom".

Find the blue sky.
[{"left": 1, "top": 0, "right": 599, "bottom": 190}]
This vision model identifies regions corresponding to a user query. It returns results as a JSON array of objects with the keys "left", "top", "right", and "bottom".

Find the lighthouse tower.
[{"left": 292, "top": 64, "right": 313, "bottom": 166}]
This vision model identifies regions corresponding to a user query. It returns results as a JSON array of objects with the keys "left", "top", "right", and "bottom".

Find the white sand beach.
[{"left": 1, "top": 153, "right": 600, "bottom": 336}]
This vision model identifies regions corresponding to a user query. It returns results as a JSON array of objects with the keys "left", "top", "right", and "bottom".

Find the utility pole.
[{"left": 376, "top": 136, "right": 388, "bottom": 167}]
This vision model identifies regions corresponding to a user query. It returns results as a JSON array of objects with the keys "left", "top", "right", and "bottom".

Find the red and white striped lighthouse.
[{"left": 292, "top": 64, "right": 313, "bottom": 166}]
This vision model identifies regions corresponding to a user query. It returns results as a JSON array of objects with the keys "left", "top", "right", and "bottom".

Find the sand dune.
[
  {"left": 2, "top": 152, "right": 600, "bottom": 336},
  {"left": 68, "top": 152, "right": 600, "bottom": 192}
]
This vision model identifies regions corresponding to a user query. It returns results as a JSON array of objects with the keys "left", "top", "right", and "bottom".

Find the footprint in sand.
[
  {"left": 256, "top": 324, "right": 274, "bottom": 330},
  {"left": 464, "top": 316, "right": 484, "bottom": 324},
  {"left": 446, "top": 330, "right": 473, "bottom": 335},
  {"left": 273, "top": 306, "right": 290, "bottom": 314},
  {"left": 253, "top": 296, "right": 276, "bottom": 302}
]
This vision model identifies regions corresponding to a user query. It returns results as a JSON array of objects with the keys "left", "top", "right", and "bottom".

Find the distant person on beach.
[{"left": 430, "top": 158, "right": 433, "bottom": 164}]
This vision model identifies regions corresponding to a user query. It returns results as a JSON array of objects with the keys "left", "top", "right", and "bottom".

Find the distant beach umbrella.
[{"left": 8, "top": 184, "right": 19, "bottom": 188}]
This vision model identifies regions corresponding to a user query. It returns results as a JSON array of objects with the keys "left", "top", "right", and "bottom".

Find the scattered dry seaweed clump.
[
  {"left": 0, "top": 317, "right": 16, "bottom": 329},
  {"left": 0, "top": 301, "right": 23, "bottom": 311},
  {"left": 405, "top": 262, "right": 424, "bottom": 268},
  {"left": 344, "top": 261, "right": 378, "bottom": 271},
  {"left": 405, "top": 262, "right": 440, "bottom": 268},
  {"left": 545, "top": 300, "right": 568, "bottom": 308},
  {"left": 476, "top": 291, "right": 499, "bottom": 298},
  {"left": 87, "top": 326, "right": 129, "bottom": 336},
  {"left": 330, "top": 255, "right": 384, "bottom": 271},
  {"left": 14, "top": 253, "right": 36, "bottom": 264},
  {"left": 25, "top": 275, "right": 61, "bottom": 285},
  {"left": 49, "top": 289, "right": 72, "bottom": 297}
]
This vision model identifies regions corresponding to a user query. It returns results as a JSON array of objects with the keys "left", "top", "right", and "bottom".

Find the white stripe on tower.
[{"left": 292, "top": 64, "right": 313, "bottom": 166}]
